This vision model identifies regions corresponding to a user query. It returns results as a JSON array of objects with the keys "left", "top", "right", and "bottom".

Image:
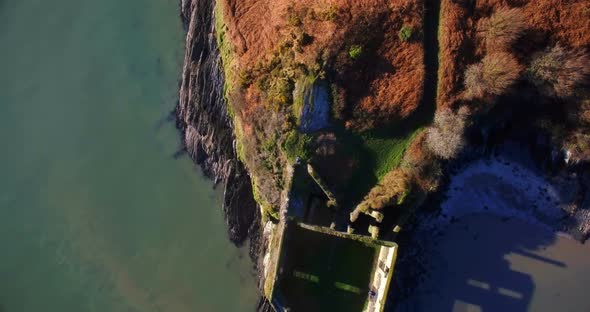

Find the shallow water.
[
  {"left": 405, "top": 214, "right": 590, "bottom": 312},
  {"left": 0, "top": 0, "right": 258, "bottom": 311}
]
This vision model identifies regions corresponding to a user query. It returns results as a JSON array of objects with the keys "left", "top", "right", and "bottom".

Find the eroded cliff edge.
[{"left": 177, "top": 0, "right": 261, "bottom": 253}]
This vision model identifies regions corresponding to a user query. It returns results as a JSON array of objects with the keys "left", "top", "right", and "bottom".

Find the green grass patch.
[
  {"left": 362, "top": 130, "right": 421, "bottom": 180},
  {"left": 333, "top": 122, "right": 424, "bottom": 207},
  {"left": 292, "top": 75, "right": 317, "bottom": 126}
]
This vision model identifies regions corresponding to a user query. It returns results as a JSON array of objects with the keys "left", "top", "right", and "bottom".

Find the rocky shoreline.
[
  {"left": 388, "top": 140, "right": 590, "bottom": 311},
  {"left": 175, "top": 1, "right": 589, "bottom": 311},
  {"left": 176, "top": 0, "right": 264, "bottom": 271}
]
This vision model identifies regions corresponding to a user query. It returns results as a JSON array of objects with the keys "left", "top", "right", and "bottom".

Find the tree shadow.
[{"left": 397, "top": 214, "right": 565, "bottom": 312}]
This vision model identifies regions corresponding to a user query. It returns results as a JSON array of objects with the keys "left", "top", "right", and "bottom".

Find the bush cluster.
[
  {"left": 477, "top": 7, "right": 525, "bottom": 51},
  {"left": 426, "top": 106, "right": 470, "bottom": 160},
  {"left": 464, "top": 52, "right": 522, "bottom": 99},
  {"left": 527, "top": 45, "right": 590, "bottom": 98},
  {"left": 282, "top": 130, "right": 313, "bottom": 162}
]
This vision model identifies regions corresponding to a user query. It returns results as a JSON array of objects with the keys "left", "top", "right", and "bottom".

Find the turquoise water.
[{"left": 0, "top": 0, "right": 258, "bottom": 311}]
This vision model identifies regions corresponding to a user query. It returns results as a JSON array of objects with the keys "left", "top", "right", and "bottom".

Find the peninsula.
[{"left": 176, "top": 0, "right": 590, "bottom": 311}]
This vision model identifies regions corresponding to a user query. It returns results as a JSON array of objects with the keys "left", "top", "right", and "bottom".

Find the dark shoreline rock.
[{"left": 176, "top": 0, "right": 262, "bottom": 265}]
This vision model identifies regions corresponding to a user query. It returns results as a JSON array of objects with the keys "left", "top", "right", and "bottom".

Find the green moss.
[
  {"left": 251, "top": 178, "right": 277, "bottom": 219},
  {"left": 215, "top": 0, "right": 236, "bottom": 119},
  {"left": 282, "top": 130, "right": 313, "bottom": 163},
  {"left": 233, "top": 118, "right": 247, "bottom": 163},
  {"left": 292, "top": 75, "right": 318, "bottom": 126}
]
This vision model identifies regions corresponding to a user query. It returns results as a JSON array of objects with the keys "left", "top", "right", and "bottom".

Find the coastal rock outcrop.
[{"left": 177, "top": 0, "right": 258, "bottom": 247}]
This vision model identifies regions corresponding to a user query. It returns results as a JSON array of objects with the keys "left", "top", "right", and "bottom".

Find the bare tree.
[
  {"left": 464, "top": 52, "right": 522, "bottom": 99},
  {"left": 426, "top": 106, "right": 470, "bottom": 160},
  {"left": 478, "top": 7, "right": 526, "bottom": 50},
  {"left": 527, "top": 45, "right": 590, "bottom": 98}
]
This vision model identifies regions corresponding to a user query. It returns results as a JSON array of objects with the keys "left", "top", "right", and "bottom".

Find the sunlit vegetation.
[
  {"left": 283, "top": 131, "right": 313, "bottom": 162},
  {"left": 426, "top": 106, "right": 469, "bottom": 160},
  {"left": 352, "top": 168, "right": 411, "bottom": 216},
  {"left": 464, "top": 52, "right": 522, "bottom": 99},
  {"left": 398, "top": 25, "right": 413, "bottom": 42},
  {"left": 348, "top": 45, "right": 363, "bottom": 60},
  {"left": 477, "top": 7, "right": 525, "bottom": 51},
  {"left": 527, "top": 45, "right": 590, "bottom": 98}
]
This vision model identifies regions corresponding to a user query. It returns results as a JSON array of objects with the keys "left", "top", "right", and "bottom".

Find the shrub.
[
  {"left": 464, "top": 52, "right": 522, "bottom": 99},
  {"left": 348, "top": 45, "right": 363, "bottom": 60},
  {"left": 564, "top": 132, "right": 590, "bottom": 163},
  {"left": 527, "top": 45, "right": 590, "bottom": 98},
  {"left": 402, "top": 131, "right": 442, "bottom": 192},
  {"left": 426, "top": 106, "right": 470, "bottom": 160},
  {"left": 282, "top": 130, "right": 313, "bottom": 162},
  {"left": 478, "top": 7, "right": 525, "bottom": 50},
  {"left": 266, "top": 77, "right": 294, "bottom": 107},
  {"left": 398, "top": 25, "right": 413, "bottom": 42},
  {"left": 353, "top": 168, "right": 411, "bottom": 218}
]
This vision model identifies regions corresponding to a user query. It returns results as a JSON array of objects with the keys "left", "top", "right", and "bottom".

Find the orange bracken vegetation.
[
  {"left": 220, "top": 0, "right": 425, "bottom": 131},
  {"left": 437, "top": 0, "right": 474, "bottom": 109},
  {"left": 438, "top": 0, "right": 590, "bottom": 108},
  {"left": 338, "top": 0, "right": 425, "bottom": 130}
]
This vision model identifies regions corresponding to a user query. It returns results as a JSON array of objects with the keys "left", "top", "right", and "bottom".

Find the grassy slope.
[
  {"left": 214, "top": 0, "right": 434, "bottom": 214},
  {"left": 338, "top": 0, "right": 437, "bottom": 208},
  {"left": 337, "top": 123, "right": 425, "bottom": 208},
  {"left": 215, "top": 1, "right": 277, "bottom": 216}
]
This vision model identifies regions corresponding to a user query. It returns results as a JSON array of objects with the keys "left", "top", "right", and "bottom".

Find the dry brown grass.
[
  {"left": 527, "top": 45, "right": 590, "bottom": 98},
  {"left": 464, "top": 52, "right": 522, "bottom": 99},
  {"left": 426, "top": 106, "right": 470, "bottom": 160},
  {"left": 477, "top": 7, "right": 526, "bottom": 51}
]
